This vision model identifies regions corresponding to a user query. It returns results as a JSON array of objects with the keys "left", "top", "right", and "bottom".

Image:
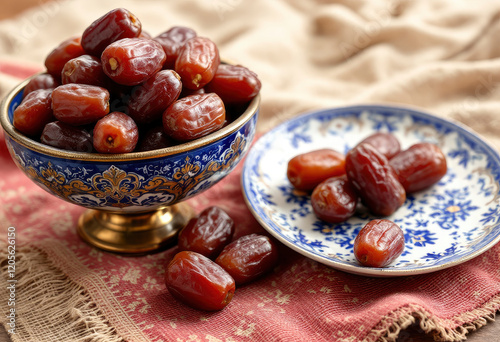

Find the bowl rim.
[{"left": 0, "top": 74, "right": 260, "bottom": 162}]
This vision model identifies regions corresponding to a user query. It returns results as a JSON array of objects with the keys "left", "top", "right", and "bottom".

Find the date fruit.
[
  {"left": 390, "top": 142, "right": 447, "bottom": 193},
  {"left": 14, "top": 10, "right": 261, "bottom": 155},
  {"left": 165, "top": 251, "right": 235, "bottom": 311},
  {"left": 311, "top": 176, "right": 358, "bottom": 223},
  {"left": 23, "top": 74, "right": 60, "bottom": 98},
  {"left": 127, "top": 70, "right": 182, "bottom": 124},
  {"left": 40, "top": 121, "right": 93, "bottom": 152},
  {"left": 136, "top": 126, "right": 174, "bottom": 152},
  {"left": 287, "top": 149, "right": 346, "bottom": 191},
  {"left": 52, "top": 84, "right": 110, "bottom": 126},
  {"left": 62, "top": 55, "right": 108, "bottom": 87},
  {"left": 205, "top": 64, "right": 261, "bottom": 105},
  {"left": 163, "top": 93, "right": 226, "bottom": 141},
  {"left": 358, "top": 132, "right": 401, "bottom": 160},
  {"left": 13, "top": 89, "right": 54, "bottom": 137},
  {"left": 345, "top": 143, "right": 406, "bottom": 216},
  {"left": 175, "top": 37, "right": 220, "bottom": 90},
  {"left": 93, "top": 112, "right": 138, "bottom": 153},
  {"left": 215, "top": 234, "right": 278, "bottom": 285},
  {"left": 178, "top": 206, "right": 235, "bottom": 259},
  {"left": 353, "top": 219, "right": 405, "bottom": 267},
  {"left": 81, "top": 8, "right": 142, "bottom": 56},
  {"left": 101, "top": 38, "right": 166, "bottom": 86},
  {"left": 154, "top": 26, "right": 197, "bottom": 69},
  {"left": 44, "top": 37, "right": 85, "bottom": 79}
]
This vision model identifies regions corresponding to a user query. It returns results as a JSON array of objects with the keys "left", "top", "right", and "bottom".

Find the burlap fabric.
[{"left": 0, "top": 0, "right": 500, "bottom": 341}]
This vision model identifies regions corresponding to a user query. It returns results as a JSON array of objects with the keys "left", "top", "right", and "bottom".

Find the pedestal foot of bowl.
[{"left": 77, "top": 203, "right": 194, "bottom": 254}]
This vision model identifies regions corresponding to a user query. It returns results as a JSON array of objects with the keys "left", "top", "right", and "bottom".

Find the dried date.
[
  {"left": 178, "top": 206, "right": 235, "bottom": 259},
  {"left": 13, "top": 89, "right": 54, "bottom": 137},
  {"left": 61, "top": 55, "right": 108, "bottom": 87},
  {"left": 136, "top": 126, "right": 174, "bottom": 152},
  {"left": 154, "top": 26, "right": 197, "bottom": 69},
  {"left": 287, "top": 149, "right": 346, "bottom": 191},
  {"left": 81, "top": 8, "right": 142, "bottom": 56},
  {"left": 44, "top": 37, "right": 85, "bottom": 79},
  {"left": 127, "top": 70, "right": 182, "bottom": 124},
  {"left": 23, "top": 74, "right": 60, "bottom": 98},
  {"left": 215, "top": 234, "right": 278, "bottom": 285},
  {"left": 357, "top": 132, "right": 401, "bottom": 160},
  {"left": 93, "top": 112, "right": 138, "bottom": 153},
  {"left": 162, "top": 93, "right": 225, "bottom": 141},
  {"left": 353, "top": 219, "right": 405, "bottom": 267},
  {"left": 390, "top": 142, "right": 447, "bottom": 193},
  {"left": 175, "top": 37, "right": 220, "bottom": 90},
  {"left": 40, "top": 121, "right": 93, "bottom": 152},
  {"left": 101, "top": 38, "right": 166, "bottom": 86},
  {"left": 165, "top": 251, "right": 235, "bottom": 311},
  {"left": 205, "top": 64, "right": 261, "bottom": 105},
  {"left": 345, "top": 143, "right": 406, "bottom": 216},
  {"left": 52, "top": 84, "right": 110, "bottom": 126},
  {"left": 311, "top": 176, "right": 358, "bottom": 223}
]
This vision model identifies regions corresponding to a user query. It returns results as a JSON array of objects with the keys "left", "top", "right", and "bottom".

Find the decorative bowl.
[{"left": 1, "top": 76, "right": 259, "bottom": 253}]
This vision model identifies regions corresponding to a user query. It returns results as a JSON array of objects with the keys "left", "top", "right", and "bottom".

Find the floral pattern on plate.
[{"left": 242, "top": 105, "right": 500, "bottom": 276}]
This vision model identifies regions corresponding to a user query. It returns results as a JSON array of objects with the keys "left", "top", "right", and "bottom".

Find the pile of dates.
[
  {"left": 287, "top": 132, "right": 447, "bottom": 268},
  {"left": 13, "top": 8, "right": 261, "bottom": 153},
  {"left": 165, "top": 207, "right": 279, "bottom": 311}
]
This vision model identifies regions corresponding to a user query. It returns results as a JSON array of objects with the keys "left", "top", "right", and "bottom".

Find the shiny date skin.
[
  {"left": 357, "top": 132, "right": 401, "bottom": 160},
  {"left": 136, "top": 126, "right": 175, "bottom": 152},
  {"left": 40, "top": 121, "right": 93, "bottom": 152},
  {"left": 81, "top": 8, "right": 142, "bottom": 56},
  {"left": 52, "top": 84, "right": 110, "bottom": 126},
  {"left": 23, "top": 74, "right": 60, "bottom": 98},
  {"left": 345, "top": 143, "right": 406, "bottom": 216},
  {"left": 154, "top": 26, "right": 197, "bottom": 69},
  {"left": 127, "top": 70, "right": 182, "bottom": 124},
  {"left": 62, "top": 55, "right": 108, "bottom": 87},
  {"left": 166, "top": 251, "right": 235, "bottom": 311},
  {"left": 353, "top": 219, "right": 405, "bottom": 267},
  {"left": 178, "top": 206, "right": 235, "bottom": 259},
  {"left": 390, "top": 142, "right": 447, "bottom": 193},
  {"left": 287, "top": 149, "right": 346, "bottom": 191},
  {"left": 13, "top": 89, "right": 54, "bottom": 137},
  {"left": 93, "top": 112, "right": 138, "bottom": 153},
  {"left": 44, "top": 37, "right": 85, "bottom": 79},
  {"left": 175, "top": 37, "right": 220, "bottom": 90},
  {"left": 101, "top": 38, "right": 166, "bottom": 86},
  {"left": 205, "top": 64, "right": 261, "bottom": 105},
  {"left": 215, "top": 234, "right": 279, "bottom": 285},
  {"left": 163, "top": 93, "right": 226, "bottom": 141},
  {"left": 311, "top": 176, "right": 358, "bottom": 223}
]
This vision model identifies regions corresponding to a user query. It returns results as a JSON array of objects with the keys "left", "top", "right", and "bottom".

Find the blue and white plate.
[{"left": 242, "top": 105, "right": 500, "bottom": 277}]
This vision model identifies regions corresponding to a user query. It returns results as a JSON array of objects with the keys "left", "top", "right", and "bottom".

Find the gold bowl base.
[{"left": 77, "top": 203, "right": 194, "bottom": 254}]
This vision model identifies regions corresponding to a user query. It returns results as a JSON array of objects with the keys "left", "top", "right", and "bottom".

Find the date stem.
[{"left": 109, "top": 58, "right": 119, "bottom": 71}]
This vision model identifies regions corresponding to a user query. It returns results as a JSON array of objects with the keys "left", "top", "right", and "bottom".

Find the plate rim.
[{"left": 241, "top": 104, "right": 500, "bottom": 277}]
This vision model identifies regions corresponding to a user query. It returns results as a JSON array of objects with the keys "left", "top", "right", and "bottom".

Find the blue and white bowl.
[
  {"left": 242, "top": 105, "right": 500, "bottom": 277},
  {"left": 1, "top": 77, "right": 259, "bottom": 214}
]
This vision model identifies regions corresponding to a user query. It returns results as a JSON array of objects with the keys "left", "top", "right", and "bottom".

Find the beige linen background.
[
  {"left": 1, "top": 0, "right": 500, "bottom": 341},
  {"left": 1, "top": 0, "right": 500, "bottom": 148}
]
